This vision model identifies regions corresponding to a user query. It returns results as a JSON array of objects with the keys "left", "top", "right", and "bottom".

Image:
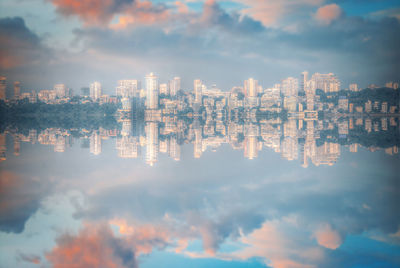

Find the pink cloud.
[
  {"left": 228, "top": 220, "right": 323, "bottom": 268},
  {"left": 314, "top": 4, "right": 343, "bottom": 24},
  {"left": 51, "top": 0, "right": 171, "bottom": 28},
  {"left": 313, "top": 224, "right": 342, "bottom": 250},
  {"left": 235, "top": 0, "right": 323, "bottom": 27}
]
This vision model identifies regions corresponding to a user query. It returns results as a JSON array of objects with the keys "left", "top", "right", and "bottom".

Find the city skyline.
[{"left": 0, "top": 70, "right": 399, "bottom": 101}]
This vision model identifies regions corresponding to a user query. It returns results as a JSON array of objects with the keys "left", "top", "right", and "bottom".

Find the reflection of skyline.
[{"left": 1, "top": 114, "right": 398, "bottom": 166}]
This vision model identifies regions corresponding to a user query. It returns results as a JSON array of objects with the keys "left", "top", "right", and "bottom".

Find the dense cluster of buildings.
[{"left": 1, "top": 72, "right": 399, "bottom": 116}]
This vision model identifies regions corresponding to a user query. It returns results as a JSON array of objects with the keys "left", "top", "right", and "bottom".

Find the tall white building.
[
  {"left": 308, "top": 73, "right": 340, "bottom": 93},
  {"left": 169, "top": 77, "right": 181, "bottom": 97},
  {"left": 300, "top": 71, "right": 308, "bottom": 93},
  {"left": 281, "top": 77, "right": 298, "bottom": 97},
  {"left": 116, "top": 80, "right": 140, "bottom": 98},
  {"left": 90, "top": 82, "right": 102, "bottom": 101},
  {"left": 54, "top": 84, "right": 67, "bottom": 98},
  {"left": 194, "top": 79, "right": 203, "bottom": 103},
  {"left": 244, "top": 78, "right": 258, "bottom": 97},
  {"left": 145, "top": 72, "right": 159, "bottom": 109}
]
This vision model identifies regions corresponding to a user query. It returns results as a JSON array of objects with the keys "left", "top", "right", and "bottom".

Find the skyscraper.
[
  {"left": 300, "top": 71, "right": 308, "bottom": 93},
  {"left": 116, "top": 80, "right": 140, "bottom": 98},
  {"left": 14, "top": 81, "right": 21, "bottom": 100},
  {"left": 281, "top": 77, "right": 299, "bottom": 97},
  {"left": 145, "top": 72, "right": 159, "bottom": 109},
  {"left": 0, "top": 76, "right": 6, "bottom": 100},
  {"left": 309, "top": 73, "right": 340, "bottom": 93},
  {"left": 90, "top": 81, "right": 102, "bottom": 101},
  {"left": 244, "top": 78, "right": 258, "bottom": 97},
  {"left": 194, "top": 79, "right": 203, "bottom": 103},
  {"left": 169, "top": 77, "right": 181, "bottom": 97},
  {"left": 54, "top": 84, "right": 66, "bottom": 98}
]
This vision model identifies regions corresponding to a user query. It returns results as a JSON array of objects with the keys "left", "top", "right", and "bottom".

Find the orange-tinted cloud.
[
  {"left": 314, "top": 4, "right": 343, "bottom": 25},
  {"left": 313, "top": 224, "right": 342, "bottom": 250},
  {"left": 227, "top": 220, "right": 323, "bottom": 268},
  {"left": 46, "top": 223, "right": 137, "bottom": 268},
  {"left": 51, "top": 0, "right": 170, "bottom": 28},
  {"left": 237, "top": 0, "right": 323, "bottom": 27},
  {"left": 51, "top": 0, "right": 126, "bottom": 26}
]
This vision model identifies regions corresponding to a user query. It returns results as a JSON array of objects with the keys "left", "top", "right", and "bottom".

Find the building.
[
  {"left": 90, "top": 82, "right": 102, "bottom": 101},
  {"left": 116, "top": 80, "right": 140, "bottom": 98},
  {"left": 385, "top": 81, "right": 399, "bottom": 89},
  {"left": 349, "top": 83, "right": 359, "bottom": 92},
  {"left": 244, "top": 78, "right": 258, "bottom": 97},
  {"left": 0, "top": 76, "right": 6, "bottom": 100},
  {"left": 54, "top": 84, "right": 67, "bottom": 98},
  {"left": 14, "top": 81, "right": 21, "bottom": 100},
  {"left": 308, "top": 73, "right": 340, "bottom": 93},
  {"left": 338, "top": 96, "right": 348, "bottom": 111},
  {"left": 194, "top": 79, "right": 203, "bottom": 103},
  {"left": 300, "top": 71, "right": 308, "bottom": 93},
  {"left": 145, "top": 73, "right": 159, "bottom": 109},
  {"left": 169, "top": 77, "right": 181, "bottom": 97},
  {"left": 159, "top": 83, "right": 168, "bottom": 95},
  {"left": 281, "top": 77, "right": 298, "bottom": 97}
]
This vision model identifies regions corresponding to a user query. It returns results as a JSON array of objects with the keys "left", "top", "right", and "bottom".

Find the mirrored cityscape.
[{"left": 1, "top": 72, "right": 399, "bottom": 166}]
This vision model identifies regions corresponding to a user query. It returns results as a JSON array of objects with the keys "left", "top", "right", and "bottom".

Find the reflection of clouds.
[
  {"left": 0, "top": 170, "right": 51, "bottom": 233},
  {"left": 224, "top": 220, "right": 324, "bottom": 268},
  {"left": 47, "top": 223, "right": 138, "bottom": 268}
]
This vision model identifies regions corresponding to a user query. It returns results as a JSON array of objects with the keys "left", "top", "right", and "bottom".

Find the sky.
[{"left": 0, "top": 0, "right": 400, "bottom": 93}]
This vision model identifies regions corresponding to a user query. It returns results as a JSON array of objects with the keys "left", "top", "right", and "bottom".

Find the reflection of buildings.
[
  {"left": 0, "top": 76, "right": 6, "bottom": 100},
  {"left": 0, "top": 133, "right": 6, "bottom": 161},
  {"left": 90, "top": 132, "right": 102, "bottom": 155},
  {"left": 2, "top": 113, "right": 399, "bottom": 166},
  {"left": 145, "top": 122, "right": 159, "bottom": 166}
]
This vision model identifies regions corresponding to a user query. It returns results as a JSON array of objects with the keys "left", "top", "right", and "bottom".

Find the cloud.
[
  {"left": 51, "top": 0, "right": 171, "bottom": 28},
  {"left": 235, "top": 0, "right": 323, "bottom": 28},
  {"left": 224, "top": 220, "right": 324, "bottom": 268},
  {"left": 46, "top": 223, "right": 138, "bottom": 268},
  {"left": 0, "top": 17, "right": 51, "bottom": 69},
  {"left": 0, "top": 170, "right": 50, "bottom": 233},
  {"left": 314, "top": 4, "right": 343, "bottom": 25},
  {"left": 51, "top": 0, "right": 134, "bottom": 26},
  {"left": 17, "top": 252, "right": 41, "bottom": 265},
  {"left": 313, "top": 224, "right": 342, "bottom": 250}
]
